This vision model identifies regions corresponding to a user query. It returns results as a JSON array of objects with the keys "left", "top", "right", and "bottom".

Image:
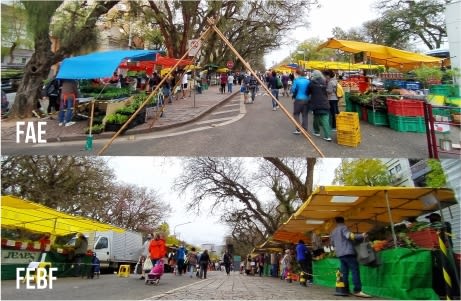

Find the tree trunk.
[{"left": 11, "top": 33, "right": 54, "bottom": 118}]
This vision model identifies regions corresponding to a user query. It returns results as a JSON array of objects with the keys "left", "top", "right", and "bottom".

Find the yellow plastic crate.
[
  {"left": 336, "top": 112, "right": 360, "bottom": 129},
  {"left": 337, "top": 129, "right": 361, "bottom": 148},
  {"left": 427, "top": 94, "right": 445, "bottom": 106}
]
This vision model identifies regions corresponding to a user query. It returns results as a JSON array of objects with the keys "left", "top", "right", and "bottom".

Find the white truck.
[{"left": 67, "top": 230, "right": 143, "bottom": 271}]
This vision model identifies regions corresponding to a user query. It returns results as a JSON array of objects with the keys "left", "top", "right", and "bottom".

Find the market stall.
[
  {"left": 266, "top": 186, "right": 459, "bottom": 300},
  {"left": 1, "top": 195, "right": 124, "bottom": 280}
]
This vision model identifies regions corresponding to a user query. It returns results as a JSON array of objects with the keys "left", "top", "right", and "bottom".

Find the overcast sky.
[
  {"left": 105, "top": 157, "right": 340, "bottom": 246},
  {"left": 264, "top": 0, "right": 379, "bottom": 67}
]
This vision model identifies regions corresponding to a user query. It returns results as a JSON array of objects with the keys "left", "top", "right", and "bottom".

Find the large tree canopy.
[
  {"left": 373, "top": 0, "right": 448, "bottom": 50},
  {"left": 175, "top": 157, "right": 316, "bottom": 253},
  {"left": 333, "top": 159, "right": 392, "bottom": 186},
  {"left": 11, "top": 0, "right": 120, "bottom": 118},
  {"left": 1, "top": 156, "right": 167, "bottom": 232}
]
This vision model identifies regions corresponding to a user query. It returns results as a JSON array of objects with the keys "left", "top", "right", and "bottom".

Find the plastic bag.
[
  {"left": 143, "top": 258, "right": 153, "bottom": 271},
  {"left": 355, "top": 241, "right": 379, "bottom": 267}
]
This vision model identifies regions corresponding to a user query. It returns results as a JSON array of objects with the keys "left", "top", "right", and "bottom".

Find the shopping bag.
[
  {"left": 143, "top": 258, "right": 153, "bottom": 271},
  {"left": 355, "top": 241, "right": 378, "bottom": 267}
]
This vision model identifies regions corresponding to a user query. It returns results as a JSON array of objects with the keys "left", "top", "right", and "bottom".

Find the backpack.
[
  {"left": 336, "top": 82, "right": 344, "bottom": 98},
  {"left": 276, "top": 77, "right": 283, "bottom": 89}
]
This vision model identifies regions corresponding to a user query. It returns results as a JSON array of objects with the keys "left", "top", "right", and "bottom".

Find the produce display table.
[
  {"left": 312, "top": 248, "right": 438, "bottom": 300},
  {"left": 1, "top": 250, "right": 92, "bottom": 280}
]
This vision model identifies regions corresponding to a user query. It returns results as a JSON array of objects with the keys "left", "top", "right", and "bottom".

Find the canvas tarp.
[
  {"left": 1, "top": 195, "right": 124, "bottom": 236},
  {"left": 313, "top": 248, "right": 438, "bottom": 300},
  {"left": 272, "top": 186, "right": 457, "bottom": 243},
  {"left": 317, "top": 38, "right": 442, "bottom": 70},
  {"left": 56, "top": 50, "right": 159, "bottom": 80}
]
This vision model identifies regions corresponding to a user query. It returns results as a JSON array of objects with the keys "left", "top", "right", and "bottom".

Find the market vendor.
[
  {"left": 38, "top": 233, "right": 51, "bottom": 250},
  {"left": 426, "top": 213, "right": 453, "bottom": 247}
]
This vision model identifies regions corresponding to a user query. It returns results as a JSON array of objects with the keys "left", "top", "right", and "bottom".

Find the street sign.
[
  {"left": 187, "top": 39, "right": 201, "bottom": 57},
  {"left": 226, "top": 60, "right": 234, "bottom": 69}
]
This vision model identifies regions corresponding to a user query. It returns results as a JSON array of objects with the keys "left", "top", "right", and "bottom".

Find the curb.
[{"left": 46, "top": 91, "right": 239, "bottom": 143}]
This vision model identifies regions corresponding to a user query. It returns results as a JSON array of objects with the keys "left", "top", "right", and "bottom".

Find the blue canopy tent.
[{"left": 56, "top": 50, "right": 159, "bottom": 79}]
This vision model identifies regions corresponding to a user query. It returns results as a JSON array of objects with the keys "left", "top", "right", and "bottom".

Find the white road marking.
[{"left": 211, "top": 109, "right": 240, "bottom": 115}]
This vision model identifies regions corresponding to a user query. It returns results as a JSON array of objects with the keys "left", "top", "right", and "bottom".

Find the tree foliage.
[
  {"left": 424, "top": 159, "right": 447, "bottom": 188},
  {"left": 1, "top": 156, "right": 167, "bottom": 232},
  {"left": 373, "top": 0, "right": 448, "bottom": 50},
  {"left": 333, "top": 159, "right": 392, "bottom": 186},
  {"left": 11, "top": 0, "right": 120, "bottom": 118},
  {"left": 1, "top": 1, "right": 33, "bottom": 63},
  {"left": 143, "top": 0, "right": 316, "bottom": 69},
  {"left": 175, "top": 157, "right": 315, "bottom": 252}
]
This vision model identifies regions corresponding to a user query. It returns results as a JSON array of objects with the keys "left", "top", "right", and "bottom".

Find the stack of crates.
[
  {"left": 336, "top": 112, "right": 361, "bottom": 147},
  {"left": 386, "top": 98, "right": 426, "bottom": 133}
]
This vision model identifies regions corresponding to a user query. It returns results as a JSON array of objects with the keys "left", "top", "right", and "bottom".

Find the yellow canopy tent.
[
  {"left": 217, "top": 67, "right": 230, "bottom": 73},
  {"left": 272, "top": 186, "right": 457, "bottom": 244},
  {"left": 317, "top": 38, "right": 442, "bottom": 71},
  {"left": 298, "top": 60, "right": 384, "bottom": 70},
  {"left": 1, "top": 195, "right": 125, "bottom": 236}
]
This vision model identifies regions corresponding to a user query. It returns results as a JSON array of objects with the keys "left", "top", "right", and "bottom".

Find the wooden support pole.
[{"left": 206, "top": 17, "right": 325, "bottom": 157}]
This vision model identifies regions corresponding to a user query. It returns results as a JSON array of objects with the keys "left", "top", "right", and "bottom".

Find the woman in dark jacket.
[
  {"left": 199, "top": 249, "right": 211, "bottom": 279},
  {"left": 308, "top": 70, "right": 331, "bottom": 141}
]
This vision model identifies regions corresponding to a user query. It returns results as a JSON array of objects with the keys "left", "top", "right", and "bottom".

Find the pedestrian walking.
[
  {"left": 281, "top": 73, "right": 290, "bottom": 97},
  {"left": 149, "top": 233, "right": 166, "bottom": 266},
  {"left": 330, "top": 216, "right": 371, "bottom": 298},
  {"left": 290, "top": 68, "right": 310, "bottom": 135},
  {"left": 295, "top": 240, "right": 313, "bottom": 284},
  {"left": 186, "top": 247, "right": 199, "bottom": 278},
  {"left": 280, "top": 249, "right": 292, "bottom": 280},
  {"left": 223, "top": 250, "right": 232, "bottom": 275},
  {"left": 175, "top": 245, "right": 186, "bottom": 275},
  {"left": 227, "top": 73, "right": 234, "bottom": 93},
  {"left": 220, "top": 73, "right": 228, "bottom": 94},
  {"left": 58, "top": 79, "right": 78, "bottom": 127},
  {"left": 267, "top": 71, "right": 280, "bottom": 111},
  {"left": 139, "top": 234, "right": 152, "bottom": 280},
  {"left": 73, "top": 233, "right": 88, "bottom": 276},
  {"left": 308, "top": 70, "right": 331, "bottom": 141},
  {"left": 324, "top": 70, "right": 339, "bottom": 131},
  {"left": 199, "top": 249, "right": 211, "bottom": 279},
  {"left": 270, "top": 253, "right": 278, "bottom": 277}
]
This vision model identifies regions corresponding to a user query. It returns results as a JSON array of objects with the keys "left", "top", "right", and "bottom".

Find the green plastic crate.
[
  {"left": 432, "top": 107, "right": 451, "bottom": 117},
  {"left": 429, "top": 84, "right": 453, "bottom": 97},
  {"left": 389, "top": 114, "right": 426, "bottom": 133},
  {"left": 367, "top": 109, "right": 389, "bottom": 126}
]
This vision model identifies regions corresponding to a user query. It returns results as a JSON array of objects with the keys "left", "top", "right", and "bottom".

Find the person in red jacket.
[{"left": 149, "top": 233, "right": 166, "bottom": 265}]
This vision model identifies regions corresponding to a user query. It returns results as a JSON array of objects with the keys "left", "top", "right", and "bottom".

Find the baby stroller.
[{"left": 145, "top": 259, "right": 164, "bottom": 285}]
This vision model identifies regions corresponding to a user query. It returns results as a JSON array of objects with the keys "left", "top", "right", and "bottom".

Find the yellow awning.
[
  {"left": 1, "top": 195, "right": 125, "bottom": 236},
  {"left": 272, "top": 186, "right": 457, "bottom": 243},
  {"left": 299, "top": 60, "right": 384, "bottom": 70},
  {"left": 216, "top": 67, "right": 230, "bottom": 73},
  {"left": 317, "top": 38, "right": 442, "bottom": 70}
]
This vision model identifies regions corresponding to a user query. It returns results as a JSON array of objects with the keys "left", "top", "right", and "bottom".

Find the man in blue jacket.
[
  {"left": 290, "top": 69, "right": 310, "bottom": 135},
  {"left": 295, "top": 240, "right": 313, "bottom": 284},
  {"left": 330, "top": 216, "right": 371, "bottom": 298}
]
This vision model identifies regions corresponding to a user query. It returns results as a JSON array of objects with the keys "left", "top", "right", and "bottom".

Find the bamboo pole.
[
  {"left": 206, "top": 17, "right": 325, "bottom": 157},
  {"left": 97, "top": 25, "right": 213, "bottom": 156}
]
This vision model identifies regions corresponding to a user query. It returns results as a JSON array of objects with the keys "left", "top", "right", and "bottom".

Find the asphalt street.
[
  {"left": 1, "top": 270, "right": 384, "bottom": 300},
  {"left": 2, "top": 92, "right": 459, "bottom": 157}
]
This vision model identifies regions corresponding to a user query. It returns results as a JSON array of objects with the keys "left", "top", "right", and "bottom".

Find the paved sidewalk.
[
  {"left": 145, "top": 271, "right": 382, "bottom": 300},
  {"left": 1, "top": 86, "right": 237, "bottom": 143}
]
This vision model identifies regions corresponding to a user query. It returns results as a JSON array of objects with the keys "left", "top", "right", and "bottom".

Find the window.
[
  {"left": 395, "top": 164, "right": 402, "bottom": 173},
  {"left": 95, "top": 237, "right": 108, "bottom": 249}
]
